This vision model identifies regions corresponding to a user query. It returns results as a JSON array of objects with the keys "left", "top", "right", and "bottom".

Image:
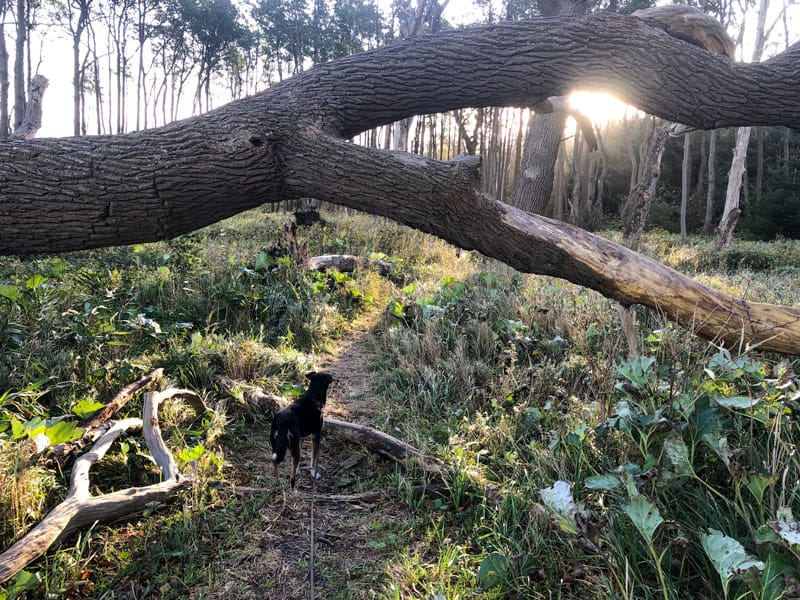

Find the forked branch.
[{"left": 0, "top": 388, "right": 205, "bottom": 583}]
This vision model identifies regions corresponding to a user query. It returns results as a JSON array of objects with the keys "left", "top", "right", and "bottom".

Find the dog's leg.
[
  {"left": 289, "top": 430, "right": 301, "bottom": 490},
  {"left": 310, "top": 433, "right": 321, "bottom": 480}
]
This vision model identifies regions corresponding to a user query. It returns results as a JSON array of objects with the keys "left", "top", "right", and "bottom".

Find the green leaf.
[
  {"left": 663, "top": 436, "right": 695, "bottom": 479},
  {"left": 540, "top": 480, "right": 577, "bottom": 534},
  {"left": 178, "top": 444, "right": 206, "bottom": 463},
  {"left": 10, "top": 416, "right": 25, "bottom": 439},
  {"left": 746, "top": 474, "right": 776, "bottom": 505},
  {"left": 0, "top": 284, "right": 20, "bottom": 303},
  {"left": 6, "top": 570, "right": 40, "bottom": 596},
  {"left": 477, "top": 552, "right": 510, "bottom": 589},
  {"left": 702, "top": 432, "right": 732, "bottom": 471},
  {"left": 71, "top": 399, "right": 105, "bottom": 419},
  {"left": 715, "top": 395, "right": 761, "bottom": 410},
  {"left": 702, "top": 529, "right": 765, "bottom": 598},
  {"left": 756, "top": 553, "right": 796, "bottom": 600},
  {"left": 624, "top": 495, "right": 663, "bottom": 544},
  {"left": 24, "top": 274, "right": 46, "bottom": 290},
  {"left": 584, "top": 474, "right": 621, "bottom": 491},
  {"left": 44, "top": 421, "right": 84, "bottom": 446}
]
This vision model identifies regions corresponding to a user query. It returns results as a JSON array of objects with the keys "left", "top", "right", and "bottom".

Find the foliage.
[{"left": 2, "top": 221, "right": 800, "bottom": 598}]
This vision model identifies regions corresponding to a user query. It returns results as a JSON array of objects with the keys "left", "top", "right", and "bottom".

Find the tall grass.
[{"left": 1, "top": 212, "right": 799, "bottom": 598}]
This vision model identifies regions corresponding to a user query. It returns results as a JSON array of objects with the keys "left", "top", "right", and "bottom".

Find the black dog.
[{"left": 270, "top": 371, "right": 333, "bottom": 489}]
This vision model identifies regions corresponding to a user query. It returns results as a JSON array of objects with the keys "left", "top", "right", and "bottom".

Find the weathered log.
[
  {"left": 325, "top": 418, "right": 447, "bottom": 475},
  {"left": 0, "top": 388, "right": 200, "bottom": 583},
  {"left": 308, "top": 254, "right": 358, "bottom": 272}
]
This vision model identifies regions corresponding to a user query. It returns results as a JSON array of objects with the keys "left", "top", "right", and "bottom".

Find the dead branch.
[
  {"left": 0, "top": 387, "right": 201, "bottom": 584},
  {"left": 325, "top": 418, "right": 447, "bottom": 476},
  {"left": 48, "top": 369, "right": 164, "bottom": 467}
]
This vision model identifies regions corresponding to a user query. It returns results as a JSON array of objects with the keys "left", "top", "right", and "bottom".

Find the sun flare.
[{"left": 568, "top": 91, "right": 639, "bottom": 125}]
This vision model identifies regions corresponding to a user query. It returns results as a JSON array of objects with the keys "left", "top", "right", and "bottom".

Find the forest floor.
[{"left": 188, "top": 308, "right": 417, "bottom": 599}]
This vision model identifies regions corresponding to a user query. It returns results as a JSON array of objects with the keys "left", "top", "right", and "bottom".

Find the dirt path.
[
  {"left": 318, "top": 309, "right": 384, "bottom": 425},
  {"left": 193, "top": 308, "right": 410, "bottom": 600}
]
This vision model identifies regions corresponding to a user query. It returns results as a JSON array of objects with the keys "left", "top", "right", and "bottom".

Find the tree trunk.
[
  {"left": 623, "top": 121, "right": 669, "bottom": 249},
  {"left": 755, "top": 127, "right": 763, "bottom": 207},
  {"left": 715, "top": 126, "right": 751, "bottom": 250},
  {"left": 0, "top": 22, "right": 8, "bottom": 137},
  {"left": 12, "top": 74, "right": 47, "bottom": 139},
  {"left": 512, "top": 103, "right": 568, "bottom": 214},
  {"left": 13, "top": 0, "right": 24, "bottom": 130},
  {"left": 703, "top": 128, "right": 718, "bottom": 233},
  {"left": 680, "top": 132, "right": 691, "bottom": 243},
  {"left": 2, "top": 14, "right": 800, "bottom": 353}
]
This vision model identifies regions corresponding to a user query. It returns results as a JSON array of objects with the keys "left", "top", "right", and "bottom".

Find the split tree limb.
[{"left": 0, "top": 388, "right": 200, "bottom": 584}]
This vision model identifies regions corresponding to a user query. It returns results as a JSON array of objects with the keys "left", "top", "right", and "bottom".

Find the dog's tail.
[{"left": 271, "top": 452, "right": 278, "bottom": 462}]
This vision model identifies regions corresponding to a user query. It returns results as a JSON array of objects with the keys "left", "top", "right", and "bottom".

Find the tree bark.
[
  {"left": 512, "top": 102, "right": 568, "bottom": 214},
  {"left": 0, "top": 22, "right": 8, "bottom": 138},
  {"left": 703, "top": 128, "right": 718, "bottom": 233},
  {"left": 1, "top": 14, "right": 800, "bottom": 352},
  {"left": 680, "top": 132, "right": 691, "bottom": 243},
  {"left": 622, "top": 121, "right": 669, "bottom": 249},
  {"left": 12, "top": 0, "right": 24, "bottom": 130},
  {"left": 12, "top": 74, "right": 47, "bottom": 139},
  {"left": 715, "top": 126, "right": 751, "bottom": 250}
]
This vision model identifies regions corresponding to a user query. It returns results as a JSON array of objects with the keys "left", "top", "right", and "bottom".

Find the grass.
[{"left": 1, "top": 212, "right": 800, "bottom": 599}]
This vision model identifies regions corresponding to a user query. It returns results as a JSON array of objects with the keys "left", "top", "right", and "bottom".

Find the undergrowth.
[{"left": 1, "top": 212, "right": 799, "bottom": 599}]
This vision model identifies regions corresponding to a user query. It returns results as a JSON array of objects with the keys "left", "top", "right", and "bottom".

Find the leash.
[{"left": 309, "top": 475, "right": 316, "bottom": 600}]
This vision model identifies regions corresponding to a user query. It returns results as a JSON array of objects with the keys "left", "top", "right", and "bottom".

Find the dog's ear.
[{"left": 306, "top": 371, "right": 316, "bottom": 380}]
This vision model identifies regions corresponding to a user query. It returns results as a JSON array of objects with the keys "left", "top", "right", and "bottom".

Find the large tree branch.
[{"left": 0, "top": 13, "right": 799, "bottom": 353}]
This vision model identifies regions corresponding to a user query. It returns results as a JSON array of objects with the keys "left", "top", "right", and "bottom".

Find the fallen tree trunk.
[
  {"left": 0, "top": 388, "right": 202, "bottom": 584},
  {"left": 325, "top": 418, "right": 447, "bottom": 475},
  {"left": 1, "top": 13, "right": 799, "bottom": 353}
]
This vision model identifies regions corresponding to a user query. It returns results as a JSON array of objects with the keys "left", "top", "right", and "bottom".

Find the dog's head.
[{"left": 306, "top": 371, "right": 334, "bottom": 409}]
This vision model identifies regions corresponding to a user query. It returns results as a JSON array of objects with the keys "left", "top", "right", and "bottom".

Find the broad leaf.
[
  {"left": 584, "top": 474, "right": 621, "bottom": 491},
  {"left": 71, "top": 399, "right": 106, "bottom": 419},
  {"left": 624, "top": 495, "right": 663, "bottom": 544},
  {"left": 772, "top": 507, "right": 800, "bottom": 546},
  {"left": 715, "top": 395, "right": 761, "bottom": 410},
  {"left": 702, "top": 529, "right": 765, "bottom": 598},
  {"left": 43, "top": 421, "right": 84, "bottom": 446},
  {"left": 477, "top": 552, "right": 510, "bottom": 589},
  {"left": 663, "top": 436, "right": 695, "bottom": 479}
]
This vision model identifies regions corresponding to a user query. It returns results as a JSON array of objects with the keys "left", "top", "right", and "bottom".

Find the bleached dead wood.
[
  {"left": 0, "top": 388, "right": 203, "bottom": 584},
  {"left": 49, "top": 369, "right": 164, "bottom": 467}
]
